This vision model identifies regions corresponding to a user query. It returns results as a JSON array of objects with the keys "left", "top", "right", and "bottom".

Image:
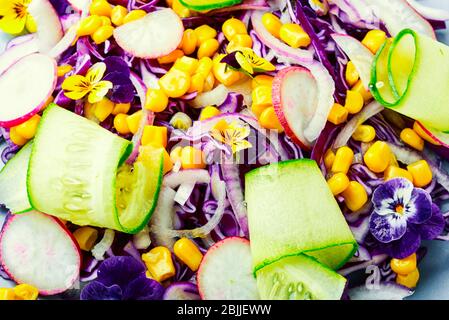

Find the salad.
[{"left": 0, "top": 0, "right": 448, "bottom": 301}]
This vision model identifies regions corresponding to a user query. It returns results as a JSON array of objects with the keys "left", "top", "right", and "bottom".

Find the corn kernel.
[
  {"left": 261, "top": 12, "right": 282, "bottom": 38},
  {"left": 174, "top": 238, "right": 203, "bottom": 271},
  {"left": 112, "top": 103, "right": 131, "bottom": 115},
  {"left": 391, "top": 254, "right": 417, "bottom": 276},
  {"left": 9, "top": 127, "right": 28, "bottom": 146},
  {"left": 196, "top": 57, "right": 213, "bottom": 78},
  {"left": 413, "top": 121, "right": 440, "bottom": 145},
  {"left": 252, "top": 85, "right": 272, "bottom": 109},
  {"left": 15, "top": 114, "right": 41, "bottom": 140},
  {"left": 259, "top": 107, "right": 283, "bottom": 132},
  {"left": 280, "top": 23, "right": 311, "bottom": 49},
  {"left": 100, "top": 16, "right": 111, "bottom": 26},
  {"left": 90, "top": 0, "right": 112, "bottom": 17},
  {"left": 400, "top": 128, "right": 424, "bottom": 151},
  {"left": 251, "top": 102, "right": 269, "bottom": 118},
  {"left": 84, "top": 101, "right": 96, "bottom": 120},
  {"left": 77, "top": 15, "right": 103, "bottom": 36},
  {"left": 362, "top": 29, "right": 387, "bottom": 54},
  {"left": 251, "top": 75, "right": 274, "bottom": 90},
  {"left": 142, "top": 246, "right": 176, "bottom": 282},
  {"left": 324, "top": 149, "right": 335, "bottom": 171},
  {"left": 91, "top": 25, "right": 114, "bottom": 44},
  {"left": 172, "top": 0, "right": 190, "bottom": 18},
  {"left": 200, "top": 106, "right": 220, "bottom": 121},
  {"left": 327, "top": 172, "right": 350, "bottom": 195},
  {"left": 222, "top": 18, "right": 247, "bottom": 41},
  {"left": 114, "top": 113, "right": 131, "bottom": 134},
  {"left": 159, "top": 69, "right": 191, "bottom": 98},
  {"left": 332, "top": 146, "right": 354, "bottom": 174},
  {"left": 213, "top": 54, "right": 243, "bottom": 87},
  {"left": 344, "top": 90, "right": 364, "bottom": 114},
  {"left": 157, "top": 49, "right": 184, "bottom": 64},
  {"left": 173, "top": 56, "right": 199, "bottom": 75},
  {"left": 94, "top": 97, "right": 114, "bottom": 121},
  {"left": 25, "top": 15, "right": 37, "bottom": 33},
  {"left": 352, "top": 79, "right": 372, "bottom": 102},
  {"left": 73, "top": 227, "right": 99, "bottom": 251},
  {"left": 14, "top": 284, "right": 38, "bottom": 300},
  {"left": 407, "top": 160, "right": 433, "bottom": 187},
  {"left": 180, "top": 29, "right": 198, "bottom": 55},
  {"left": 345, "top": 61, "right": 359, "bottom": 87},
  {"left": 123, "top": 9, "right": 146, "bottom": 24},
  {"left": 203, "top": 72, "right": 215, "bottom": 91},
  {"left": 198, "top": 38, "right": 219, "bottom": 59},
  {"left": 342, "top": 181, "right": 368, "bottom": 212},
  {"left": 170, "top": 112, "right": 192, "bottom": 130},
  {"left": 327, "top": 103, "right": 348, "bottom": 125},
  {"left": 142, "top": 125, "right": 168, "bottom": 148},
  {"left": 396, "top": 268, "right": 420, "bottom": 289},
  {"left": 126, "top": 110, "right": 143, "bottom": 134},
  {"left": 188, "top": 73, "right": 205, "bottom": 94},
  {"left": 145, "top": 88, "right": 169, "bottom": 112},
  {"left": 226, "top": 34, "right": 253, "bottom": 53},
  {"left": 57, "top": 64, "right": 73, "bottom": 77},
  {"left": 181, "top": 146, "right": 206, "bottom": 169},
  {"left": 384, "top": 165, "right": 413, "bottom": 182},
  {"left": 194, "top": 25, "right": 217, "bottom": 45},
  {"left": 170, "top": 146, "right": 183, "bottom": 163},
  {"left": 111, "top": 5, "right": 128, "bottom": 26},
  {"left": 162, "top": 148, "right": 174, "bottom": 174},
  {"left": 364, "top": 141, "right": 391, "bottom": 173},
  {"left": 0, "top": 288, "right": 15, "bottom": 300},
  {"left": 352, "top": 125, "right": 376, "bottom": 143}
]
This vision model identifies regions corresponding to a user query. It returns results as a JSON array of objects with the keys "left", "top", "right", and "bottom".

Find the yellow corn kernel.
[
  {"left": 91, "top": 25, "right": 114, "bottom": 44},
  {"left": 94, "top": 97, "right": 114, "bottom": 122},
  {"left": 362, "top": 29, "right": 387, "bottom": 54},
  {"left": 413, "top": 121, "right": 440, "bottom": 145},
  {"left": 15, "top": 114, "right": 41, "bottom": 140},
  {"left": 327, "top": 103, "right": 348, "bottom": 125},
  {"left": 126, "top": 110, "right": 143, "bottom": 134},
  {"left": 111, "top": 5, "right": 128, "bottom": 26},
  {"left": 174, "top": 238, "right": 203, "bottom": 271},
  {"left": 384, "top": 165, "right": 413, "bottom": 182},
  {"left": 180, "top": 29, "right": 198, "bottom": 55},
  {"left": 280, "top": 23, "right": 311, "bottom": 49},
  {"left": 261, "top": 12, "right": 282, "bottom": 38},
  {"left": 57, "top": 64, "right": 73, "bottom": 77},
  {"left": 13, "top": 284, "right": 38, "bottom": 300},
  {"left": 173, "top": 56, "right": 199, "bottom": 75},
  {"left": 259, "top": 107, "right": 283, "bottom": 132},
  {"left": 331, "top": 146, "right": 354, "bottom": 174},
  {"left": 203, "top": 72, "right": 215, "bottom": 92},
  {"left": 84, "top": 101, "right": 96, "bottom": 119},
  {"left": 327, "top": 172, "right": 350, "bottom": 195},
  {"left": 407, "top": 160, "right": 433, "bottom": 187},
  {"left": 222, "top": 18, "right": 247, "bottom": 41},
  {"left": 194, "top": 25, "right": 217, "bottom": 45},
  {"left": 252, "top": 85, "right": 272, "bottom": 109},
  {"left": 252, "top": 75, "right": 274, "bottom": 90},
  {"left": 345, "top": 61, "right": 359, "bottom": 87},
  {"left": 0, "top": 288, "right": 15, "bottom": 300},
  {"left": 142, "top": 125, "right": 168, "bottom": 148},
  {"left": 396, "top": 268, "right": 420, "bottom": 289},
  {"left": 162, "top": 148, "right": 174, "bottom": 174},
  {"left": 352, "top": 125, "right": 376, "bottom": 143},
  {"left": 344, "top": 90, "right": 364, "bottom": 114},
  {"left": 157, "top": 49, "right": 184, "bottom": 64},
  {"left": 25, "top": 15, "right": 37, "bottom": 33},
  {"left": 213, "top": 54, "right": 243, "bottom": 87},
  {"left": 391, "top": 253, "right": 417, "bottom": 276},
  {"left": 196, "top": 57, "right": 213, "bottom": 78},
  {"left": 324, "top": 149, "right": 335, "bottom": 171},
  {"left": 181, "top": 146, "right": 206, "bottom": 169},
  {"left": 170, "top": 112, "right": 192, "bottom": 130},
  {"left": 251, "top": 102, "right": 269, "bottom": 118},
  {"left": 159, "top": 69, "right": 191, "bottom": 98},
  {"left": 100, "top": 16, "right": 111, "bottom": 26},
  {"left": 390, "top": 153, "right": 399, "bottom": 167},
  {"left": 90, "top": 0, "right": 112, "bottom": 17},
  {"left": 113, "top": 113, "right": 131, "bottom": 135},
  {"left": 172, "top": 0, "right": 191, "bottom": 18},
  {"left": 73, "top": 227, "right": 99, "bottom": 251},
  {"left": 363, "top": 141, "right": 391, "bottom": 173},
  {"left": 226, "top": 34, "right": 253, "bottom": 53},
  {"left": 145, "top": 88, "right": 169, "bottom": 112},
  {"left": 352, "top": 79, "right": 372, "bottom": 102},
  {"left": 9, "top": 127, "right": 28, "bottom": 146},
  {"left": 200, "top": 105, "right": 220, "bottom": 121},
  {"left": 342, "top": 181, "right": 368, "bottom": 212},
  {"left": 188, "top": 73, "right": 205, "bottom": 94},
  {"left": 123, "top": 9, "right": 146, "bottom": 24},
  {"left": 197, "top": 38, "right": 219, "bottom": 59},
  {"left": 112, "top": 103, "right": 131, "bottom": 115},
  {"left": 142, "top": 246, "right": 176, "bottom": 282},
  {"left": 400, "top": 128, "right": 424, "bottom": 151},
  {"left": 77, "top": 15, "right": 103, "bottom": 36},
  {"left": 170, "top": 146, "right": 183, "bottom": 163}
]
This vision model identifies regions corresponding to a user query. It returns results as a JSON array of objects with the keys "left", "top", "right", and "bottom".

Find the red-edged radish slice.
[
  {"left": 415, "top": 121, "right": 449, "bottom": 148},
  {"left": 113, "top": 8, "right": 184, "bottom": 59},
  {"left": 0, "top": 38, "right": 39, "bottom": 75},
  {"left": 67, "top": 0, "right": 90, "bottom": 11},
  {"left": 331, "top": 33, "right": 374, "bottom": 90},
  {"left": 28, "top": 0, "right": 63, "bottom": 53},
  {"left": 0, "top": 53, "right": 57, "bottom": 128},
  {"left": 197, "top": 237, "right": 259, "bottom": 300},
  {"left": 0, "top": 211, "right": 81, "bottom": 295},
  {"left": 405, "top": 0, "right": 449, "bottom": 21}
]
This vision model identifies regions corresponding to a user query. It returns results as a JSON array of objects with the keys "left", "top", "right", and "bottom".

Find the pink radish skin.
[
  {"left": 0, "top": 212, "right": 81, "bottom": 295},
  {"left": 415, "top": 121, "right": 449, "bottom": 148},
  {"left": 0, "top": 54, "right": 57, "bottom": 128}
]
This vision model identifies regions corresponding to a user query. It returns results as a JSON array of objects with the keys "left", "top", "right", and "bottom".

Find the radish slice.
[
  {"left": 28, "top": 0, "right": 64, "bottom": 53},
  {"left": 406, "top": 0, "right": 449, "bottom": 21},
  {"left": 113, "top": 8, "right": 184, "bottom": 59},
  {"left": 0, "top": 54, "right": 57, "bottom": 128},
  {"left": 68, "top": 0, "right": 90, "bottom": 11},
  {"left": 331, "top": 33, "right": 374, "bottom": 90},
  {"left": 0, "top": 211, "right": 81, "bottom": 295},
  {"left": 197, "top": 237, "right": 259, "bottom": 300},
  {"left": 163, "top": 282, "right": 200, "bottom": 300},
  {"left": 415, "top": 122, "right": 449, "bottom": 148},
  {"left": 0, "top": 38, "right": 39, "bottom": 75}
]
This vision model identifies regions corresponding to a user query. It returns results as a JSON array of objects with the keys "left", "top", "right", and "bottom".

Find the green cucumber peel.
[{"left": 178, "top": 0, "right": 242, "bottom": 11}]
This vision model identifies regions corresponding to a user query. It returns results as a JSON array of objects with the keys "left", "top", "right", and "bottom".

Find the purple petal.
[
  {"left": 220, "top": 52, "right": 240, "bottom": 70},
  {"left": 415, "top": 204, "right": 445, "bottom": 240},
  {"left": 372, "top": 178, "right": 413, "bottom": 215},
  {"left": 123, "top": 275, "right": 165, "bottom": 300},
  {"left": 405, "top": 188, "right": 432, "bottom": 224},
  {"left": 80, "top": 281, "right": 122, "bottom": 300},
  {"left": 382, "top": 229, "right": 421, "bottom": 259},
  {"left": 369, "top": 212, "right": 407, "bottom": 243},
  {"left": 96, "top": 256, "right": 146, "bottom": 290},
  {"left": 104, "top": 72, "right": 135, "bottom": 103}
]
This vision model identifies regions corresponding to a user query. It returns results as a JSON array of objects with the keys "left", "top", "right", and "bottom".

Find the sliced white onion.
[
  {"left": 338, "top": 254, "right": 388, "bottom": 276},
  {"left": 189, "top": 80, "right": 252, "bottom": 109},
  {"left": 133, "top": 226, "right": 151, "bottom": 250},
  {"left": 149, "top": 186, "right": 177, "bottom": 249},
  {"left": 163, "top": 169, "right": 211, "bottom": 189},
  {"left": 349, "top": 282, "right": 414, "bottom": 300},
  {"left": 91, "top": 229, "right": 115, "bottom": 261},
  {"left": 405, "top": 0, "right": 449, "bottom": 21},
  {"left": 174, "top": 182, "right": 195, "bottom": 206}
]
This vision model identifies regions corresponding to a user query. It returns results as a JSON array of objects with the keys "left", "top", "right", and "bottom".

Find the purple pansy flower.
[
  {"left": 103, "top": 57, "right": 135, "bottom": 104},
  {"left": 369, "top": 178, "right": 445, "bottom": 259},
  {"left": 80, "top": 256, "right": 164, "bottom": 300}
]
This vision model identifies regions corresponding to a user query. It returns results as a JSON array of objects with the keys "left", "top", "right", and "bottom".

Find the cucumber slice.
[
  {"left": 179, "top": 0, "right": 242, "bottom": 11},
  {"left": 0, "top": 142, "right": 33, "bottom": 213},
  {"left": 245, "top": 159, "right": 357, "bottom": 272},
  {"left": 256, "top": 255, "right": 347, "bottom": 300}
]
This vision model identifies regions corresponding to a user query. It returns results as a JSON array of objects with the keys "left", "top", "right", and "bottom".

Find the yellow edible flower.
[
  {"left": 222, "top": 47, "right": 275, "bottom": 76},
  {"left": 211, "top": 120, "right": 252, "bottom": 154},
  {"left": 62, "top": 62, "right": 113, "bottom": 104},
  {"left": 0, "top": 0, "right": 34, "bottom": 34}
]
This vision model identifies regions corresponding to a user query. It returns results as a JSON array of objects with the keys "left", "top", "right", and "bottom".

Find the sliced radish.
[
  {"left": 415, "top": 121, "right": 449, "bottom": 148},
  {"left": 28, "top": 0, "right": 64, "bottom": 53},
  {"left": 113, "top": 9, "right": 184, "bottom": 59},
  {"left": 163, "top": 282, "right": 200, "bottom": 300},
  {"left": 331, "top": 33, "right": 374, "bottom": 90},
  {"left": 197, "top": 237, "right": 259, "bottom": 300},
  {"left": 0, "top": 211, "right": 81, "bottom": 295},
  {"left": 405, "top": 0, "right": 449, "bottom": 21},
  {"left": 0, "top": 38, "right": 39, "bottom": 75},
  {"left": 67, "top": 0, "right": 90, "bottom": 11},
  {"left": 0, "top": 53, "right": 57, "bottom": 128}
]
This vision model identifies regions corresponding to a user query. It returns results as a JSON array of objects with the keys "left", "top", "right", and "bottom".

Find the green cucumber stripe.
[{"left": 178, "top": 0, "right": 242, "bottom": 11}]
